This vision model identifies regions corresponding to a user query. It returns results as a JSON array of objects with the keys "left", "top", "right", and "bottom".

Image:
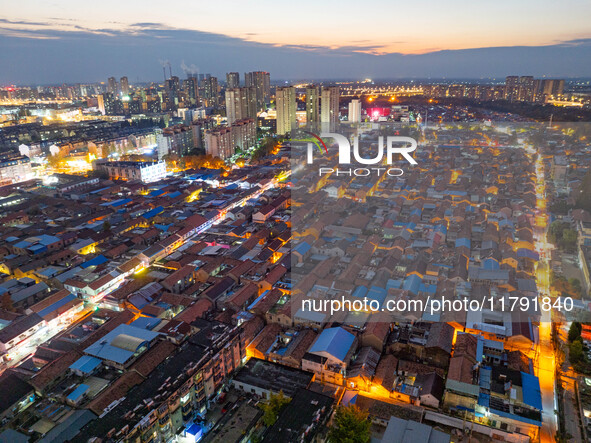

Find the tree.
[
  {"left": 327, "top": 405, "right": 371, "bottom": 443},
  {"left": 569, "top": 340, "right": 584, "bottom": 364},
  {"left": 562, "top": 229, "right": 578, "bottom": 252},
  {"left": 252, "top": 137, "right": 276, "bottom": 161},
  {"left": 103, "top": 221, "right": 111, "bottom": 232},
  {"left": 549, "top": 199, "right": 571, "bottom": 215},
  {"left": 163, "top": 153, "right": 180, "bottom": 170},
  {"left": 102, "top": 143, "right": 115, "bottom": 158},
  {"left": 260, "top": 390, "right": 290, "bottom": 427},
  {"left": 568, "top": 322, "right": 582, "bottom": 343},
  {"left": 548, "top": 221, "right": 578, "bottom": 252},
  {"left": 1, "top": 292, "right": 14, "bottom": 312},
  {"left": 551, "top": 274, "right": 583, "bottom": 299},
  {"left": 46, "top": 151, "right": 65, "bottom": 169}
]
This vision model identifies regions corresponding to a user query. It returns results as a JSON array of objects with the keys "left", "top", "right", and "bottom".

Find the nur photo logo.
[{"left": 296, "top": 131, "right": 418, "bottom": 177}]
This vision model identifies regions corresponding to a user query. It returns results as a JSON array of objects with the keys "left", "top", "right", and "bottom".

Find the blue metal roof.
[
  {"left": 28, "top": 244, "right": 47, "bottom": 254},
  {"left": 38, "top": 292, "right": 77, "bottom": 318},
  {"left": 81, "top": 255, "right": 108, "bottom": 269},
  {"left": 309, "top": 327, "right": 355, "bottom": 363},
  {"left": 130, "top": 316, "right": 162, "bottom": 330},
  {"left": 128, "top": 294, "right": 151, "bottom": 310},
  {"left": 247, "top": 291, "right": 268, "bottom": 311},
  {"left": 403, "top": 274, "right": 422, "bottom": 295},
  {"left": 482, "top": 258, "right": 500, "bottom": 270},
  {"left": 521, "top": 372, "right": 543, "bottom": 410},
  {"left": 84, "top": 324, "right": 160, "bottom": 365},
  {"left": 36, "top": 267, "right": 61, "bottom": 278},
  {"left": 154, "top": 223, "right": 172, "bottom": 231},
  {"left": 111, "top": 198, "right": 132, "bottom": 207},
  {"left": 14, "top": 234, "right": 59, "bottom": 248},
  {"left": 294, "top": 242, "right": 311, "bottom": 256},
  {"left": 352, "top": 286, "right": 368, "bottom": 299},
  {"left": 142, "top": 206, "right": 164, "bottom": 219},
  {"left": 37, "top": 234, "right": 60, "bottom": 245},
  {"left": 90, "top": 186, "right": 113, "bottom": 194},
  {"left": 517, "top": 249, "right": 539, "bottom": 261},
  {"left": 476, "top": 336, "right": 484, "bottom": 363},
  {"left": 419, "top": 283, "right": 437, "bottom": 294},
  {"left": 366, "top": 286, "right": 387, "bottom": 306},
  {"left": 186, "top": 423, "right": 203, "bottom": 439},
  {"left": 69, "top": 356, "right": 101, "bottom": 374},
  {"left": 434, "top": 224, "right": 447, "bottom": 234},
  {"left": 386, "top": 279, "right": 402, "bottom": 290},
  {"left": 102, "top": 198, "right": 132, "bottom": 207},
  {"left": 478, "top": 392, "right": 490, "bottom": 408},
  {"left": 67, "top": 384, "right": 89, "bottom": 402},
  {"left": 479, "top": 366, "right": 492, "bottom": 390},
  {"left": 341, "top": 390, "right": 358, "bottom": 406},
  {"left": 455, "top": 238, "right": 471, "bottom": 249}
]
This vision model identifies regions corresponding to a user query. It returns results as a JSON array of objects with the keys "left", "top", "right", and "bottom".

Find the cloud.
[
  {"left": 557, "top": 38, "right": 591, "bottom": 47},
  {"left": 0, "top": 28, "right": 59, "bottom": 40},
  {"left": 0, "top": 18, "right": 50, "bottom": 26},
  {"left": 0, "top": 19, "right": 590, "bottom": 84}
]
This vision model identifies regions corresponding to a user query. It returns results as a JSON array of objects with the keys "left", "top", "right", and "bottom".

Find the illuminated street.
[{"left": 531, "top": 147, "right": 559, "bottom": 442}]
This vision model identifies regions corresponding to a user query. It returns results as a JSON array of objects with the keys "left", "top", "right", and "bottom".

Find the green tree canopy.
[
  {"left": 548, "top": 221, "right": 578, "bottom": 252},
  {"left": 260, "top": 390, "right": 290, "bottom": 427},
  {"left": 568, "top": 322, "right": 582, "bottom": 343},
  {"left": 327, "top": 405, "right": 371, "bottom": 443},
  {"left": 570, "top": 340, "right": 584, "bottom": 364}
]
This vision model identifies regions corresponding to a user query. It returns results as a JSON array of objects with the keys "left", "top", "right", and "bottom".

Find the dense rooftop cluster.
[{"left": 0, "top": 120, "right": 590, "bottom": 442}]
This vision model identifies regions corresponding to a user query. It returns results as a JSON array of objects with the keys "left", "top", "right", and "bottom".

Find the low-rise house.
[{"left": 302, "top": 327, "right": 357, "bottom": 386}]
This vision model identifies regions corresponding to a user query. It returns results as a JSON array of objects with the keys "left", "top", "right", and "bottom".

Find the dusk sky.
[{"left": 2, "top": 0, "right": 591, "bottom": 84}]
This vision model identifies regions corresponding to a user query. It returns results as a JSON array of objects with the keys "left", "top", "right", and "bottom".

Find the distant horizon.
[{"left": 4, "top": 75, "right": 591, "bottom": 89}]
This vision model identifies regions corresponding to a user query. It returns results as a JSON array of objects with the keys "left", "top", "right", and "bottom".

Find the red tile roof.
[
  {"left": 176, "top": 299, "right": 213, "bottom": 323},
  {"left": 129, "top": 339, "right": 177, "bottom": 377}
]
